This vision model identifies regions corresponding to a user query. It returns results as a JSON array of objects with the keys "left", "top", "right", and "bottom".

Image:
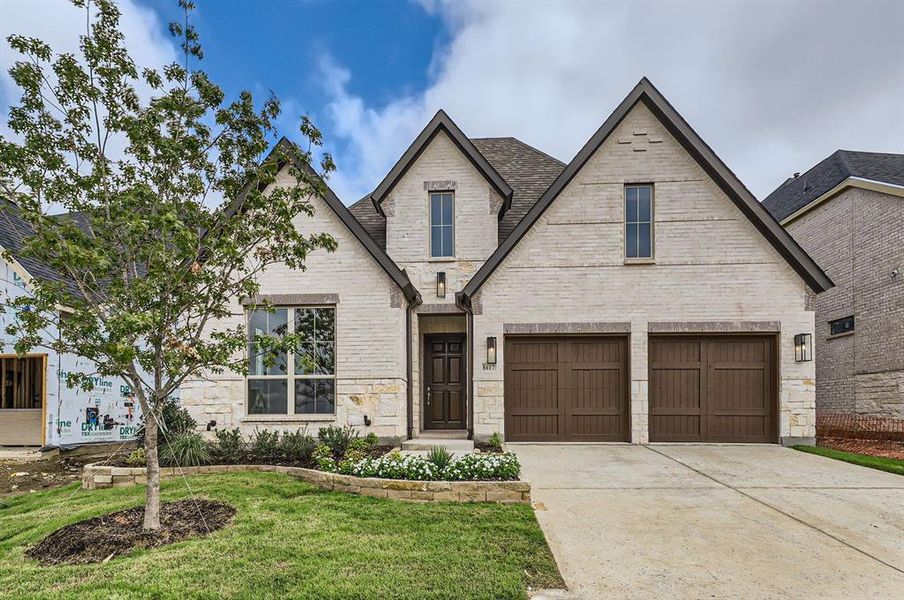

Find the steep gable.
[{"left": 461, "top": 77, "right": 833, "bottom": 300}]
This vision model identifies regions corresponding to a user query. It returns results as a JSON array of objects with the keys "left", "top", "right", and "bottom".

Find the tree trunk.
[{"left": 143, "top": 410, "right": 161, "bottom": 530}]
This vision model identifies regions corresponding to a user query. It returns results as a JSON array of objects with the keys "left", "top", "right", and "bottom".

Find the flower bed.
[
  {"left": 81, "top": 464, "right": 530, "bottom": 504},
  {"left": 350, "top": 452, "right": 520, "bottom": 481}
]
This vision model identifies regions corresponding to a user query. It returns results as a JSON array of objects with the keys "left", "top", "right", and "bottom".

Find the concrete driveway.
[{"left": 516, "top": 444, "right": 904, "bottom": 599}]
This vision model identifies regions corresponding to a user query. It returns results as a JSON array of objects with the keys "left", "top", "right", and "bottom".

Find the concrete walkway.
[{"left": 516, "top": 444, "right": 904, "bottom": 599}]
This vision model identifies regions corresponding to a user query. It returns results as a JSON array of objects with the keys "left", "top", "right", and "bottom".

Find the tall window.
[
  {"left": 247, "top": 307, "right": 336, "bottom": 415},
  {"left": 625, "top": 185, "right": 653, "bottom": 259},
  {"left": 430, "top": 191, "right": 454, "bottom": 257}
]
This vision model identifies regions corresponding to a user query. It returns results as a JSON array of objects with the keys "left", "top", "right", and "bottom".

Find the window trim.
[
  {"left": 429, "top": 190, "right": 455, "bottom": 259},
  {"left": 828, "top": 315, "right": 855, "bottom": 338},
  {"left": 245, "top": 305, "right": 337, "bottom": 418},
  {"left": 623, "top": 183, "right": 655, "bottom": 263}
]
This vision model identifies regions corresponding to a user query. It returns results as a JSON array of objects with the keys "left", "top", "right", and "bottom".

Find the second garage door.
[
  {"left": 649, "top": 335, "right": 777, "bottom": 443},
  {"left": 504, "top": 336, "right": 629, "bottom": 442}
]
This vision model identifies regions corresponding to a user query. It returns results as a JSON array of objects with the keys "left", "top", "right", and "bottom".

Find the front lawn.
[
  {"left": 792, "top": 445, "right": 904, "bottom": 476},
  {"left": 0, "top": 472, "right": 563, "bottom": 599}
]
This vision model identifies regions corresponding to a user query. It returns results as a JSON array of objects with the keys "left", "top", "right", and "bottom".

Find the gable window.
[
  {"left": 625, "top": 185, "right": 653, "bottom": 260},
  {"left": 829, "top": 315, "right": 854, "bottom": 336},
  {"left": 430, "top": 191, "right": 455, "bottom": 258},
  {"left": 247, "top": 307, "right": 336, "bottom": 416}
]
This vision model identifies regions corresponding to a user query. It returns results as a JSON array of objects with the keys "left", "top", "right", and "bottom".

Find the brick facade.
[
  {"left": 472, "top": 103, "right": 815, "bottom": 443},
  {"left": 784, "top": 187, "right": 904, "bottom": 417}
]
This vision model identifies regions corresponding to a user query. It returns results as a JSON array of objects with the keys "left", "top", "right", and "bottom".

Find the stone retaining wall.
[{"left": 81, "top": 463, "right": 530, "bottom": 504}]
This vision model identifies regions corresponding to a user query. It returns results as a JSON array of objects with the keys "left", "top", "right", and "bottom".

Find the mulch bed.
[
  {"left": 26, "top": 499, "right": 236, "bottom": 566},
  {"left": 818, "top": 437, "right": 904, "bottom": 460}
]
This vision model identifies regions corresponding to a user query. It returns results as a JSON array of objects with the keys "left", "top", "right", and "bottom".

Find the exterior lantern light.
[
  {"left": 436, "top": 272, "right": 446, "bottom": 298},
  {"left": 794, "top": 333, "right": 812, "bottom": 362},
  {"left": 486, "top": 336, "right": 497, "bottom": 365}
]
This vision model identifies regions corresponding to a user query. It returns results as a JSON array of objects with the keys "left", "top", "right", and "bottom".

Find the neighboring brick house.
[
  {"left": 182, "top": 78, "right": 833, "bottom": 446},
  {"left": 763, "top": 151, "right": 904, "bottom": 418}
]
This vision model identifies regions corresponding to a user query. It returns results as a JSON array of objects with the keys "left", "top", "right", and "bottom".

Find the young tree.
[{"left": 0, "top": 0, "right": 335, "bottom": 529}]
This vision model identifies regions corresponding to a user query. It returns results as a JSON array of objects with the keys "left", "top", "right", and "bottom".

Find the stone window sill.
[
  {"left": 827, "top": 330, "right": 855, "bottom": 341},
  {"left": 242, "top": 414, "right": 337, "bottom": 423},
  {"left": 428, "top": 256, "right": 457, "bottom": 263},
  {"left": 624, "top": 258, "right": 656, "bottom": 265}
]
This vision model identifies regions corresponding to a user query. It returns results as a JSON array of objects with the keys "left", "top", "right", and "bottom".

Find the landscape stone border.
[{"left": 81, "top": 463, "right": 530, "bottom": 504}]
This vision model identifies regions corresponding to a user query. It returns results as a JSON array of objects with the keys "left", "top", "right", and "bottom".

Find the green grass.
[
  {"left": 792, "top": 445, "right": 904, "bottom": 476},
  {"left": 0, "top": 472, "right": 563, "bottom": 599}
]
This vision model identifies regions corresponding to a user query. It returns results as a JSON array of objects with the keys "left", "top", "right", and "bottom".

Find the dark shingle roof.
[
  {"left": 762, "top": 150, "right": 904, "bottom": 222},
  {"left": 0, "top": 199, "right": 80, "bottom": 295},
  {"left": 470, "top": 137, "right": 565, "bottom": 240},
  {"left": 347, "top": 137, "right": 565, "bottom": 250}
]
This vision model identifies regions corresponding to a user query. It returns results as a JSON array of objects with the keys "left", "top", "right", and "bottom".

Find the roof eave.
[{"left": 462, "top": 77, "right": 834, "bottom": 299}]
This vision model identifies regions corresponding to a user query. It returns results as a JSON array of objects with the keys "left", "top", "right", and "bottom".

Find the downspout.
[
  {"left": 405, "top": 286, "right": 422, "bottom": 441},
  {"left": 455, "top": 292, "right": 474, "bottom": 441}
]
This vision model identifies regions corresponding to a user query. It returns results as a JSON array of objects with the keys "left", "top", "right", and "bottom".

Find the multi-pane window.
[
  {"left": 625, "top": 185, "right": 653, "bottom": 259},
  {"left": 829, "top": 315, "right": 855, "bottom": 336},
  {"left": 247, "top": 307, "right": 336, "bottom": 415},
  {"left": 430, "top": 192, "right": 454, "bottom": 257}
]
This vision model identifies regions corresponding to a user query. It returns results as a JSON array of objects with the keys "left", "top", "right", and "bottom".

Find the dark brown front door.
[
  {"left": 649, "top": 335, "right": 777, "bottom": 443},
  {"left": 424, "top": 335, "right": 465, "bottom": 430},
  {"left": 504, "top": 336, "right": 629, "bottom": 442}
]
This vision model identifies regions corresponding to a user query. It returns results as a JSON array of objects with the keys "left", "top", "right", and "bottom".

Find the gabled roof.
[
  {"left": 0, "top": 198, "right": 82, "bottom": 296},
  {"left": 368, "top": 110, "right": 513, "bottom": 216},
  {"left": 762, "top": 150, "right": 904, "bottom": 222},
  {"left": 461, "top": 77, "right": 834, "bottom": 299},
  {"left": 231, "top": 138, "right": 420, "bottom": 304},
  {"left": 348, "top": 136, "right": 564, "bottom": 250},
  {"left": 470, "top": 137, "right": 565, "bottom": 240}
]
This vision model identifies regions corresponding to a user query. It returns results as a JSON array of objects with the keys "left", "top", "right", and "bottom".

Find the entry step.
[{"left": 401, "top": 438, "right": 475, "bottom": 452}]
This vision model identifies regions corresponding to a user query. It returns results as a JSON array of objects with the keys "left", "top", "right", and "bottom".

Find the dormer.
[{"left": 369, "top": 111, "right": 513, "bottom": 301}]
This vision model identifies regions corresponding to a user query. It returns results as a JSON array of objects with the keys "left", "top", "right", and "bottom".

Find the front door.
[{"left": 424, "top": 335, "right": 465, "bottom": 430}]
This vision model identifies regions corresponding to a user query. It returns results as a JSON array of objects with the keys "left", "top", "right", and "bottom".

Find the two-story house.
[
  {"left": 182, "top": 78, "right": 832, "bottom": 446},
  {"left": 763, "top": 151, "right": 904, "bottom": 419}
]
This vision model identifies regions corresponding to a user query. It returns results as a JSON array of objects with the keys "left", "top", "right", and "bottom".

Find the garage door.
[
  {"left": 504, "top": 336, "right": 629, "bottom": 442},
  {"left": 649, "top": 335, "right": 776, "bottom": 443}
]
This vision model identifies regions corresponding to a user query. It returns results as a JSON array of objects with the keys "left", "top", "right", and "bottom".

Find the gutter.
[{"left": 455, "top": 291, "right": 475, "bottom": 441}]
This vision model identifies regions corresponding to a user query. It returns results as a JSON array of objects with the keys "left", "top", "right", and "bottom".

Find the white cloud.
[{"left": 322, "top": 0, "right": 904, "bottom": 202}]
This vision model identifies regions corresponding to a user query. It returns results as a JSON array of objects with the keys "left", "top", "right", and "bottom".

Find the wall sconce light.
[
  {"left": 486, "top": 336, "right": 497, "bottom": 365},
  {"left": 436, "top": 272, "right": 446, "bottom": 298},
  {"left": 794, "top": 333, "right": 812, "bottom": 362}
]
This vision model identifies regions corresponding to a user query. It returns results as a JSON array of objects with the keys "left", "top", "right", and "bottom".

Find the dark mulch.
[
  {"left": 26, "top": 499, "right": 236, "bottom": 566},
  {"left": 474, "top": 442, "right": 503, "bottom": 454},
  {"left": 819, "top": 436, "right": 904, "bottom": 460}
]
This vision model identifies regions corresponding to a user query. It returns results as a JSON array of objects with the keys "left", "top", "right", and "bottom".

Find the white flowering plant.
[{"left": 349, "top": 451, "right": 520, "bottom": 481}]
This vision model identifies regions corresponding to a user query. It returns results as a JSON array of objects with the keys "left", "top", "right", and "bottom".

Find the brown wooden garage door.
[
  {"left": 649, "top": 335, "right": 777, "bottom": 443},
  {"left": 504, "top": 336, "right": 629, "bottom": 442}
]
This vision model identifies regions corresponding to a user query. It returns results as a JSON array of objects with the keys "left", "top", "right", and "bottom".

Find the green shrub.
[
  {"left": 212, "top": 428, "right": 246, "bottom": 464},
  {"left": 250, "top": 429, "right": 281, "bottom": 463},
  {"left": 312, "top": 444, "right": 336, "bottom": 472},
  {"left": 280, "top": 429, "right": 317, "bottom": 464},
  {"left": 488, "top": 432, "right": 503, "bottom": 451},
  {"left": 317, "top": 425, "right": 358, "bottom": 460},
  {"left": 125, "top": 447, "right": 146, "bottom": 467},
  {"left": 161, "top": 432, "right": 210, "bottom": 467},
  {"left": 427, "top": 446, "right": 453, "bottom": 471},
  {"left": 363, "top": 432, "right": 379, "bottom": 448},
  {"left": 337, "top": 447, "right": 368, "bottom": 475},
  {"left": 136, "top": 397, "right": 196, "bottom": 447}
]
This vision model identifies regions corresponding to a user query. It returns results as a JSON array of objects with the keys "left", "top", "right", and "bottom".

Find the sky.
[{"left": 1, "top": 0, "right": 903, "bottom": 205}]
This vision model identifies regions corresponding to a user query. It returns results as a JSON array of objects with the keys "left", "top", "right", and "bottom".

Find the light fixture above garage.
[
  {"left": 794, "top": 333, "right": 812, "bottom": 362},
  {"left": 486, "top": 336, "right": 497, "bottom": 365},
  {"left": 436, "top": 272, "right": 446, "bottom": 298}
]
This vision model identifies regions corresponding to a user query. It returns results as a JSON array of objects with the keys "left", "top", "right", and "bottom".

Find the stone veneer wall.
[{"left": 82, "top": 463, "right": 530, "bottom": 504}]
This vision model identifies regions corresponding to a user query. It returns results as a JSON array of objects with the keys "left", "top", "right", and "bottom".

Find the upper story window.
[
  {"left": 430, "top": 191, "right": 455, "bottom": 258},
  {"left": 247, "top": 306, "right": 336, "bottom": 416},
  {"left": 829, "top": 315, "right": 854, "bottom": 336},
  {"left": 625, "top": 185, "right": 653, "bottom": 260}
]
